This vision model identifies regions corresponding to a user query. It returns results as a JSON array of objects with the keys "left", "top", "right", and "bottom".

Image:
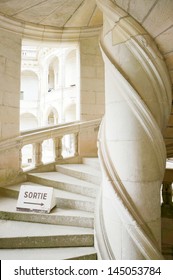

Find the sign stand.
[{"left": 16, "top": 185, "right": 56, "bottom": 214}]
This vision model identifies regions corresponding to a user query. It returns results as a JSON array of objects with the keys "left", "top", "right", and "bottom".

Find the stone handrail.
[{"left": 0, "top": 119, "right": 101, "bottom": 168}]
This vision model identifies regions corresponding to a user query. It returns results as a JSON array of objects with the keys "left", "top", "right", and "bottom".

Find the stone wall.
[
  {"left": 0, "top": 29, "right": 22, "bottom": 185},
  {"left": 79, "top": 36, "right": 105, "bottom": 156},
  {"left": 80, "top": 36, "right": 105, "bottom": 121}
]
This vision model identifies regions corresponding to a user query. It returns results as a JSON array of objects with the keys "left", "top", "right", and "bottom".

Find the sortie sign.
[{"left": 16, "top": 185, "right": 56, "bottom": 213}]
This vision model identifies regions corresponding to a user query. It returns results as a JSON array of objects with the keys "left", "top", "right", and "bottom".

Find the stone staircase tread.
[
  {"left": 28, "top": 172, "right": 99, "bottom": 189},
  {"left": 0, "top": 247, "right": 97, "bottom": 260},
  {"left": 1, "top": 182, "right": 95, "bottom": 203},
  {"left": 82, "top": 157, "right": 101, "bottom": 169},
  {"left": 0, "top": 161, "right": 99, "bottom": 257},
  {"left": 56, "top": 188, "right": 95, "bottom": 202},
  {"left": 0, "top": 220, "right": 94, "bottom": 238},
  {"left": 56, "top": 164, "right": 101, "bottom": 185},
  {"left": 27, "top": 172, "right": 99, "bottom": 198},
  {"left": 0, "top": 196, "right": 94, "bottom": 218},
  {"left": 84, "top": 157, "right": 99, "bottom": 162},
  {"left": 56, "top": 164, "right": 101, "bottom": 176}
]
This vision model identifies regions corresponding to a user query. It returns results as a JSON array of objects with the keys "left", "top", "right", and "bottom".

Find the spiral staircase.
[{"left": 0, "top": 0, "right": 173, "bottom": 260}]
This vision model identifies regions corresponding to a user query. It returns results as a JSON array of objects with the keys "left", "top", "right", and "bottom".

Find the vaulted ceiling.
[{"left": 0, "top": 0, "right": 103, "bottom": 28}]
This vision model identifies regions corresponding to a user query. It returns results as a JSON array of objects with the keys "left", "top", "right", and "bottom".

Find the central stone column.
[{"left": 96, "top": 0, "right": 172, "bottom": 259}]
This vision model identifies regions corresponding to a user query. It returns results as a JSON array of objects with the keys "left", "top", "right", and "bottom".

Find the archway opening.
[
  {"left": 20, "top": 113, "right": 38, "bottom": 131},
  {"left": 20, "top": 42, "right": 80, "bottom": 131}
]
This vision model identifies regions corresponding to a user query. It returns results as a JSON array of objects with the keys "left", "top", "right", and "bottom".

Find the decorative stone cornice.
[
  {"left": 0, "top": 13, "right": 24, "bottom": 33},
  {"left": 0, "top": 13, "right": 102, "bottom": 41}
]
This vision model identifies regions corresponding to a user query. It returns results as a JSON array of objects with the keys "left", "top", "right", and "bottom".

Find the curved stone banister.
[
  {"left": 96, "top": 0, "right": 172, "bottom": 259},
  {"left": 100, "top": 44, "right": 167, "bottom": 175},
  {"left": 98, "top": 0, "right": 172, "bottom": 122},
  {"left": 0, "top": 119, "right": 101, "bottom": 153},
  {"left": 0, "top": 119, "right": 101, "bottom": 175},
  {"left": 98, "top": 117, "right": 163, "bottom": 259}
]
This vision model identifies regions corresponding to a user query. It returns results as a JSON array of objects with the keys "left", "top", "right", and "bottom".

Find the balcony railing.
[
  {"left": 0, "top": 119, "right": 101, "bottom": 170},
  {"left": 46, "top": 86, "right": 77, "bottom": 101}
]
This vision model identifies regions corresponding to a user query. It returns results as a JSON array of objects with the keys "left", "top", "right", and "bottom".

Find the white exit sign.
[{"left": 16, "top": 185, "right": 56, "bottom": 214}]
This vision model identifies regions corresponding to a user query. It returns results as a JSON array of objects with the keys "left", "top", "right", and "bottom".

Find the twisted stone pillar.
[{"left": 96, "top": 0, "right": 172, "bottom": 259}]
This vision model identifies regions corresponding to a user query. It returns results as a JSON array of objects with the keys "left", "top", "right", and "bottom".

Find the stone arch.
[{"left": 20, "top": 112, "right": 38, "bottom": 131}]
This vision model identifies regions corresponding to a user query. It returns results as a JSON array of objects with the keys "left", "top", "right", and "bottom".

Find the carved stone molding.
[{"left": 0, "top": 14, "right": 101, "bottom": 41}]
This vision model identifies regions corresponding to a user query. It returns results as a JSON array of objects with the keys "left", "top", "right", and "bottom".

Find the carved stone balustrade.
[
  {"left": 72, "top": 133, "right": 79, "bottom": 157},
  {"left": 0, "top": 119, "right": 101, "bottom": 170},
  {"left": 33, "top": 142, "right": 43, "bottom": 167},
  {"left": 53, "top": 136, "right": 63, "bottom": 161}
]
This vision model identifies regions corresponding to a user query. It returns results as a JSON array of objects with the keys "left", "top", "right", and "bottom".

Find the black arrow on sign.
[{"left": 24, "top": 202, "right": 44, "bottom": 206}]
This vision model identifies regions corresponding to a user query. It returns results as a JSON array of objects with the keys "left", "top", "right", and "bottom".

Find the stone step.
[
  {"left": 0, "top": 182, "right": 95, "bottom": 212},
  {"left": 55, "top": 164, "right": 101, "bottom": 185},
  {"left": 162, "top": 244, "right": 173, "bottom": 260},
  {"left": 0, "top": 161, "right": 100, "bottom": 259},
  {"left": 0, "top": 220, "right": 94, "bottom": 249},
  {"left": 0, "top": 247, "right": 97, "bottom": 260},
  {"left": 0, "top": 195, "right": 94, "bottom": 228},
  {"left": 82, "top": 157, "right": 101, "bottom": 170},
  {"left": 27, "top": 172, "right": 99, "bottom": 198}
]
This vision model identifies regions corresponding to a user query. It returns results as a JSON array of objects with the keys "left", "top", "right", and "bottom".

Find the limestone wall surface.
[
  {"left": 0, "top": 29, "right": 22, "bottom": 185},
  {"left": 80, "top": 36, "right": 105, "bottom": 121},
  {"left": 79, "top": 36, "right": 105, "bottom": 156}
]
